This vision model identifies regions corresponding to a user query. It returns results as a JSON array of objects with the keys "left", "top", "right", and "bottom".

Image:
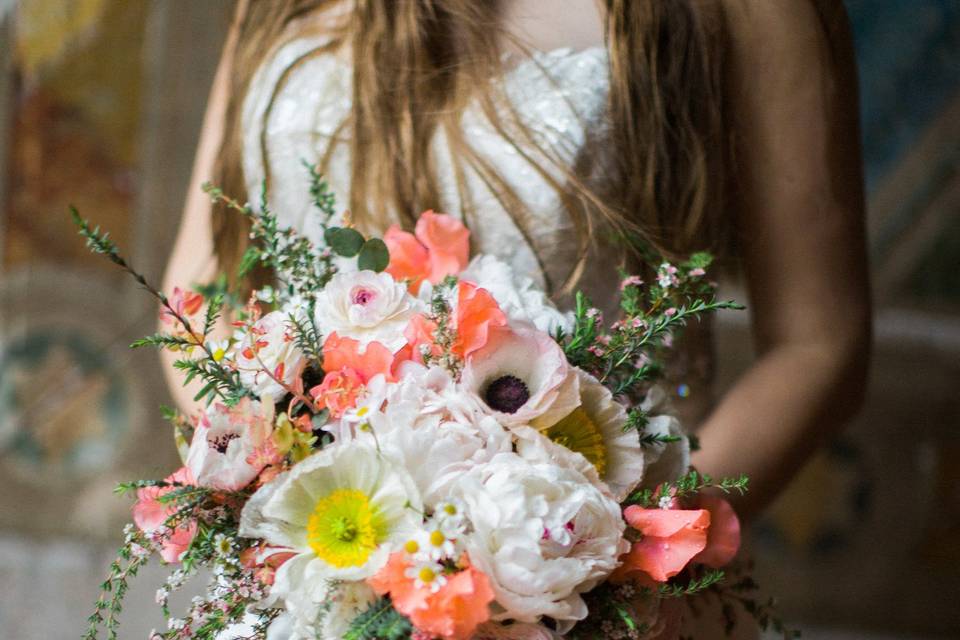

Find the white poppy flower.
[
  {"left": 514, "top": 369, "right": 645, "bottom": 502},
  {"left": 186, "top": 398, "right": 274, "bottom": 491},
  {"left": 460, "top": 324, "right": 581, "bottom": 430},
  {"left": 449, "top": 452, "right": 628, "bottom": 631},
  {"left": 314, "top": 270, "right": 422, "bottom": 352},
  {"left": 460, "top": 254, "right": 573, "bottom": 335},
  {"left": 234, "top": 310, "right": 306, "bottom": 399},
  {"left": 239, "top": 442, "right": 422, "bottom": 631}
]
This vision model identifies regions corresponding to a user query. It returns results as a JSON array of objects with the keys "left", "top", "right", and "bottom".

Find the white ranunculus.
[
  {"left": 449, "top": 452, "right": 628, "bottom": 631},
  {"left": 342, "top": 363, "right": 512, "bottom": 504},
  {"left": 637, "top": 385, "right": 690, "bottom": 488},
  {"left": 515, "top": 370, "right": 645, "bottom": 502},
  {"left": 239, "top": 442, "right": 422, "bottom": 634},
  {"left": 234, "top": 310, "right": 307, "bottom": 399},
  {"left": 461, "top": 324, "right": 581, "bottom": 430},
  {"left": 314, "top": 270, "right": 421, "bottom": 352},
  {"left": 186, "top": 397, "right": 273, "bottom": 491},
  {"left": 461, "top": 254, "right": 573, "bottom": 335}
]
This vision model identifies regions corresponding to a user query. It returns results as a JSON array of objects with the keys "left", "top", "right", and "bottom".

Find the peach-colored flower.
[
  {"left": 369, "top": 553, "right": 495, "bottom": 640},
  {"left": 384, "top": 225, "right": 431, "bottom": 292},
  {"left": 309, "top": 367, "right": 365, "bottom": 418},
  {"left": 321, "top": 331, "right": 402, "bottom": 382},
  {"left": 404, "top": 282, "right": 507, "bottom": 363},
  {"left": 385, "top": 211, "right": 470, "bottom": 291},
  {"left": 453, "top": 282, "right": 506, "bottom": 358},
  {"left": 368, "top": 552, "right": 430, "bottom": 615},
  {"left": 404, "top": 314, "right": 444, "bottom": 363},
  {"left": 416, "top": 211, "right": 470, "bottom": 283},
  {"left": 691, "top": 494, "right": 741, "bottom": 568},
  {"left": 132, "top": 466, "right": 198, "bottom": 564},
  {"left": 613, "top": 506, "right": 710, "bottom": 583},
  {"left": 161, "top": 286, "right": 204, "bottom": 326}
]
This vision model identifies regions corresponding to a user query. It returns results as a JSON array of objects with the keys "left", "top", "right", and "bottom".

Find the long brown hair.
[{"left": 213, "top": 0, "right": 727, "bottom": 295}]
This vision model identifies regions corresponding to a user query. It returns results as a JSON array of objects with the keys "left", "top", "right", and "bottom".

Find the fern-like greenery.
[{"left": 343, "top": 598, "right": 413, "bottom": 640}]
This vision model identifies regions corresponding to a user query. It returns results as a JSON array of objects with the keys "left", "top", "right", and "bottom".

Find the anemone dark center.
[
  {"left": 209, "top": 432, "right": 240, "bottom": 454},
  {"left": 484, "top": 375, "right": 530, "bottom": 414}
]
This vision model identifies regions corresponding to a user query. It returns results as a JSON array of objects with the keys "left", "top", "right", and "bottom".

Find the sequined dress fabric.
[{"left": 242, "top": 36, "right": 715, "bottom": 425}]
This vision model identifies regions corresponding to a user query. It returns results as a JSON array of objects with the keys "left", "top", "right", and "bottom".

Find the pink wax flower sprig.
[{"left": 560, "top": 252, "right": 744, "bottom": 402}]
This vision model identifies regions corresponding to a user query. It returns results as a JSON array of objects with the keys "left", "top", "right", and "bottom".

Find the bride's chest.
[{"left": 242, "top": 37, "right": 613, "bottom": 300}]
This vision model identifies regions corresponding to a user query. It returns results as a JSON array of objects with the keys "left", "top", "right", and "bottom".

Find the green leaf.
[
  {"left": 357, "top": 238, "right": 390, "bottom": 272},
  {"left": 238, "top": 245, "right": 262, "bottom": 276},
  {"left": 325, "top": 227, "right": 365, "bottom": 257}
]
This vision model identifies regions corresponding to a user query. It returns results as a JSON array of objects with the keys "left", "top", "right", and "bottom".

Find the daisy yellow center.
[
  {"left": 419, "top": 566, "right": 437, "bottom": 583},
  {"left": 307, "top": 488, "right": 386, "bottom": 568},
  {"left": 545, "top": 407, "right": 607, "bottom": 476}
]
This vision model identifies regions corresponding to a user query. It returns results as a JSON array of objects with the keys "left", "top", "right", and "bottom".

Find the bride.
[{"left": 163, "top": 0, "right": 871, "bottom": 636}]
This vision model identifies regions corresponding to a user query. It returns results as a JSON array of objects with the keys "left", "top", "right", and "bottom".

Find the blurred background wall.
[{"left": 0, "top": 1, "right": 956, "bottom": 639}]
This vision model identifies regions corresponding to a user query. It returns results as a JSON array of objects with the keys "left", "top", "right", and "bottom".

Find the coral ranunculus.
[
  {"left": 309, "top": 367, "right": 365, "bottom": 418},
  {"left": 404, "top": 281, "right": 506, "bottom": 363},
  {"left": 385, "top": 210, "right": 470, "bottom": 292},
  {"left": 321, "top": 331, "right": 404, "bottom": 382},
  {"left": 453, "top": 282, "right": 507, "bottom": 358},
  {"left": 132, "top": 466, "right": 198, "bottom": 564},
  {"left": 416, "top": 210, "right": 470, "bottom": 283},
  {"left": 691, "top": 494, "right": 741, "bottom": 568},
  {"left": 369, "top": 553, "right": 495, "bottom": 640},
  {"left": 614, "top": 506, "right": 711, "bottom": 583}
]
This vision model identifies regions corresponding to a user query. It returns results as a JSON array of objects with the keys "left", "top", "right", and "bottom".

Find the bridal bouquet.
[{"left": 76, "top": 169, "right": 781, "bottom": 640}]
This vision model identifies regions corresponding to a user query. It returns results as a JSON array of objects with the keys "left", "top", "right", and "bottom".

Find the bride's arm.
[
  {"left": 691, "top": 0, "right": 872, "bottom": 520},
  {"left": 160, "top": 2, "right": 247, "bottom": 415}
]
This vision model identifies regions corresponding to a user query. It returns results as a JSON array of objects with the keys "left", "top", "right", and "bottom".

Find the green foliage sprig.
[
  {"left": 625, "top": 470, "right": 750, "bottom": 508},
  {"left": 83, "top": 528, "right": 151, "bottom": 640},
  {"left": 561, "top": 253, "right": 743, "bottom": 400},
  {"left": 72, "top": 208, "right": 248, "bottom": 404},
  {"left": 657, "top": 568, "right": 726, "bottom": 598},
  {"left": 343, "top": 597, "right": 414, "bottom": 640}
]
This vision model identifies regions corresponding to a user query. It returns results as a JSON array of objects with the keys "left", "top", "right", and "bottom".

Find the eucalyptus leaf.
[
  {"left": 325, "top": 227, "right": 364, "bottom": 257},
  {"left": 358, "top": 238, "right": 390, "bottom": 272}
]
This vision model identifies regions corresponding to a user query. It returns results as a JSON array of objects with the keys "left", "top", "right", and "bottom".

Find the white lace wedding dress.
[{"left": 227, "top": 31, "right": 722, "bottom": 640}]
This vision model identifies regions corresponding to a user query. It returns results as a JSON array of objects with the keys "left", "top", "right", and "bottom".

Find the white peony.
[
  {"left": 515, "top": 369, "right": 645, "bottom": 502},
  {"left": 341, "top": 363, "right": 513, "bottom": 504},
  {"left": 461, "top": 324, "right": 581, "bottom": 430},
  {"left": 234, "top": 310, "right": 306, "bottom": 399},
  {"left": 314, "top": 270, "right": 421, "bottom": 352},
  {"left": 637, "top": 385, "right": 690, "bottom": 488},
  {"left": 186, "top": 397, "right": 273, "bottom": 491},
  {"left": 239, "top": 442, "right": 422, "bottom": 635},
  {"left": 449, "top": 452, "right": 628, "bottom": 630},
  {"left": 460, "top": 254, "right": 573, "bottom": 335}
]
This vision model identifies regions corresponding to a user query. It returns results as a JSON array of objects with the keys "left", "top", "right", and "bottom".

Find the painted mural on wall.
[{"left": 0, "top": 0, "right": 159, "bottom": 534}]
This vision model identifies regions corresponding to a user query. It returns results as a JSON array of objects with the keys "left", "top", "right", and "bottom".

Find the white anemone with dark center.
[{"left": 461, "top": 324, "right": 581, "bottom": 429}]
